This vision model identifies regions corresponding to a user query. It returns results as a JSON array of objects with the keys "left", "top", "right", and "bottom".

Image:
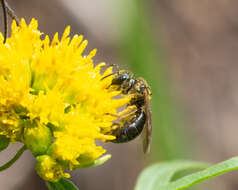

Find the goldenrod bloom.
[{"left": 0, "top": 18, "right": 130, "bottom": 181}]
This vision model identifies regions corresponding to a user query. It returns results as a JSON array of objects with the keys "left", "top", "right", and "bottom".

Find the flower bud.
[
  {"left": 35, "top": 155, "right": 70, "bottom": 182},
  {"left": 24, "top": 123, "right": 52, "bottom": 156}
]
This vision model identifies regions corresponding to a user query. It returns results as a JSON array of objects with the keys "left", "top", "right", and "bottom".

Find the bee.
[
  {"left": 102, "top": 69, "right": 152, "bottom": 153},
  {"left": 0, "top": 0, "right": 19, "bottom": 43}
]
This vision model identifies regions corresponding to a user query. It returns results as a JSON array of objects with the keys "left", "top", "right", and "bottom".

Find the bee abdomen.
[{"left": 111, "top": 111, "right": 146, "bottom": 143}]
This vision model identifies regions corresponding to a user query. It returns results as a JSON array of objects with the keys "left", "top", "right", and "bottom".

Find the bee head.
[{"left": 110, "top": 70, "right": 133, "bottom": 86}]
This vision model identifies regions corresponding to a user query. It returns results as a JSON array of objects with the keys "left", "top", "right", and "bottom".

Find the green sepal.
[
  {"left": 46, "top": 178, "right": 79, "bottom": 190},
  {"left": 0, "top": 135, "right": 10, "bottom": 152},
  {"left": 74, "top": 154, "right": 111, "bottom": 169}
]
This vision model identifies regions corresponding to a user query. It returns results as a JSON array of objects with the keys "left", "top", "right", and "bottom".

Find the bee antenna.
[
  {"left": 101, "top": 72, "right": 117, "bottom": 81},
  {"left": 112, "top": 63, "right": 119, "bottom": 71},
  {"left": 100, "top": 64, "right": 120, "bottom": 81}
]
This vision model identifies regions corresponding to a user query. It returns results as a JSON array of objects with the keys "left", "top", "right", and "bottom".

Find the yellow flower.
[{"left": 0, "top": 18, "right": 131, "bottom": 181}]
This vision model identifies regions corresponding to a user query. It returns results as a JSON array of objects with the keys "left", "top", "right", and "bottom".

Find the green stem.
[{"left": 0, "top": 145, "right": 27, "bottom": 171}]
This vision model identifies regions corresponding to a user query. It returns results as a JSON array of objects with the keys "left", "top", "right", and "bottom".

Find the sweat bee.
[{"left": 102, "top": 69, "right": 152, "bottom": 153}]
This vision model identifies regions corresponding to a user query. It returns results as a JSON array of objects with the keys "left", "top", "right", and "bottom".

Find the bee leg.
[
  {"left": 104, "top": 113, "right": 119, "bottom": 118},
  {"left": 104, "top": 111, "right": 136, "bottom": 125},
  {"left": 121, "top": 80, "right": 134, "bottom": 94},
  {"left": 104, "top": 122, "right": 121, "bottom": 137},
  {"left": 110, "top": 122, "right": 129, "bottom": 143},
  {"left": 111, "top": 122, "right": 121, "bottom": 130},
  {"left": 118, "top": 106, "right": 137, "bottom": 119}
]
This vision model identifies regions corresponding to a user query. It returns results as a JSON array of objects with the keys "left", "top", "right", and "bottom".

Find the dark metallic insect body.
[
  {"left": 102, "top": 69, "right": 152, "bottom": 153},
  {"left": 110, "top": 110, "right": 146, "bottom": 143}
]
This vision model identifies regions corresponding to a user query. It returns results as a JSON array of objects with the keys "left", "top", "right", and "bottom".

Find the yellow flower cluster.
[{"left": 0, "top": 19, "right": 130, "bottom": 181}]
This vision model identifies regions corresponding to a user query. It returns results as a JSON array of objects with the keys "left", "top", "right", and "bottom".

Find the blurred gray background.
[{"left": 1, "top": 0, "right": 238, "bottom": 189}]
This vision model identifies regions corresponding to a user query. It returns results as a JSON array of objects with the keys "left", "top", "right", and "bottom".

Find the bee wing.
[{"left": 142, "top": 90, "right": 152, "bottom": 154}]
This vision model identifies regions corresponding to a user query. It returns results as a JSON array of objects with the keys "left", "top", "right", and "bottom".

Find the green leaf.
[
  {"left": 163, "top": 157, "right": 238, "bottom": 190},
  {"left": 46, "top": 178, "right": 79, "bottom": 190},
  {"left": 0, "top": 135, "right": 10, "bottom": 151},
  {"left": 135, "top": 161, "right": 208, "bottom": 190},
  {"left": 135, "top": 157, "right": 238, "bottom": 190}
]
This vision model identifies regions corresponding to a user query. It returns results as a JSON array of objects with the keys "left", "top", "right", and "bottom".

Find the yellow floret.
[{"left": 0, "top": 18, "right": 131, "bottom": 181}]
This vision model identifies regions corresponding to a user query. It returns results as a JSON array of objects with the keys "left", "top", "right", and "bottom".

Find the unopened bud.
[
  {"left": 35, "top": 155, "right": 70, "bottom": 182},
  {"left": 24, "top": 123, "right": 52, "bottom": 156}
]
